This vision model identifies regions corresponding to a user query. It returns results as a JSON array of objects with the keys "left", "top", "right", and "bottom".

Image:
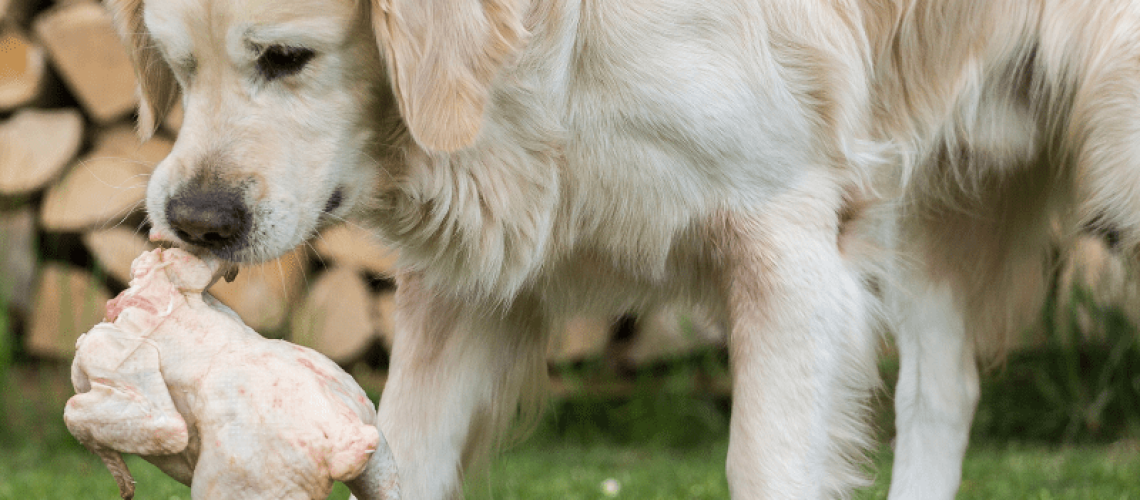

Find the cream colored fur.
[
  {"left": 107, "top": 0, "right": 1140, "bottom": 498},
  {"left": 871, "top": 1, "right": 1140, "bottom": 498}
]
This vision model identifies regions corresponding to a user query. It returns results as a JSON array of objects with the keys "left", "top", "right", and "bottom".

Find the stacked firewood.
[
  {"left": 0, "top": 0, "right": 727, "bottom": 371},
  {"left": 1054, "top": 234, "right": 1140, "bottom": 340}
]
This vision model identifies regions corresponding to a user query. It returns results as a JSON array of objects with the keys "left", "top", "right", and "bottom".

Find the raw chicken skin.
[{"left": 64, "top": 248, "right": 399, "bottom": 500}]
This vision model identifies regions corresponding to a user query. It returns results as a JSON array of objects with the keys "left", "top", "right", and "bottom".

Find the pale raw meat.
[{"left": 64, "top": 248, "right": 399, "bottom": 500}]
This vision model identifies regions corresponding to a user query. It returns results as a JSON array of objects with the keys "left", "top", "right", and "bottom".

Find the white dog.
[{"left": 106, "top": 0, "right": 1140, "bottom": 498}]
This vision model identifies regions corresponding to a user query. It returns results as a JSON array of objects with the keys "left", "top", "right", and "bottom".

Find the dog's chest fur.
[{"left": 365, "top": 0, "right": 870, "bottom": 313}]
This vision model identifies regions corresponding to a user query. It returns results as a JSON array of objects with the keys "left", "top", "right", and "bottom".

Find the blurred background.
[{"left": 1, "top": 1, "right": 1138, "bottom": 498}]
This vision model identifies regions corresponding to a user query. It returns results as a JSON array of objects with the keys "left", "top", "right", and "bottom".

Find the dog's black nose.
[{"left": 165, "top": 185, "right": 251, "bottom": 251}]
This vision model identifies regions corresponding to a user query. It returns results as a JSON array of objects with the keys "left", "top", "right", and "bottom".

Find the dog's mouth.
[
  {"left": 150, "top": 185, "right": 349, "bottom": 271},
  {"left": 322, "top": 187, "right": 345, "bottom": 216},
  {"left": 147, "top": 227, "right": 243, "bottom": 284},
  {"left": 217, "top": 263, "right": 241, "bottom": 284}
]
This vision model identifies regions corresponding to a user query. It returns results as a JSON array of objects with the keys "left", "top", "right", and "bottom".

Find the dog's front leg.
[
  {"left": 376, "top": 273, "right": 549, "bottom": 500},
  {"left": 720, "top": 205, "right": 879, "bottom": 499},
  {"left": 886, "top": 272, "right": 979, "bottom": 500}
]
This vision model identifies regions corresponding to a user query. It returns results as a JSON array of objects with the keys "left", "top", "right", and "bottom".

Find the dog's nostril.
[
  {"left": 173, "top": 220, "right": 238, "bottom": 245},
  {"left": 166, "top": 187, "right": 251, "bottom": 251}
]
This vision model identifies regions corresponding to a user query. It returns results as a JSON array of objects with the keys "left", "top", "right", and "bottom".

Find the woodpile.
[
  {"left": 31, "top": 1, "right": 135, "bottom": 123},
  {"left": 0, "top": 0, "right": 722, "bottom": 379},
  {"left": 612, "top": 306, "right": 724, "bottom": 369},
  {"left": 0, "top": 31, "right": 47, "bottom": 112},
  {"left": 26, "top": 262, "right": 111, "bottom": 358},
  {"left": 0, "top": 0, "right": 413, "bottom": 365},
  {"left": 1054, "top": 234, "right": 1140, "bottom": 341}
]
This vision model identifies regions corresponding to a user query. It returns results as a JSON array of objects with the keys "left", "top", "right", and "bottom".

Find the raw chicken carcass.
[{"left": 63, "top": 248, "right": 399, "bottom": 500}]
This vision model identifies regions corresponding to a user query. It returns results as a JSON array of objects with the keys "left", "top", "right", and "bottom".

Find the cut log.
[
  {"left": 33, "top": 1, "right": 137, "bottom": 122},
  {"left": 293, "top": 266, "right": 374, "bottom": 364},
  {"left": 82, "top": 227, "right": 155, "bottom": 285},
  {"left": 0, "top": 207, "right": 37, "bottom": 316},
  {"left": 0, "top": 108, "right": 84, "bottom": 195},
  {"left": 617, "top": 306, "right": 724, "bottom": 367},
  {"left": 372, "top": 289, "right": 396, "bottom": 350},
  {"left": 0, "top": 0, "right": 36, "bottom": 26},
  {"left": 208, "top": 249, "right": 306, "bottom": 332},
  {"left": 313, "top": 223, "right": 398, "bottom": 277},
  {"left": 40, "top": 126, "right": 172, "bottom": 231},
  {"left": 0, "top": 29, "right": 46, "bottom": 111},
  {"left": 27, "top": 263, "right": 112, "bottom": 359},
  {"left": 39, "top": 153, "right": 149, "bottom": 231},
  {"left": 547, "top": 316, "right": 613, "bottom": 363},
  {"left": 92, "top": 125, "right": 173, "bottom": 163}
]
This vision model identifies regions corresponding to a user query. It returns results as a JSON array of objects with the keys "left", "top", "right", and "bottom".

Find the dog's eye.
[{"left": 257, "top": 45, "right": 315, "bottom": 80}]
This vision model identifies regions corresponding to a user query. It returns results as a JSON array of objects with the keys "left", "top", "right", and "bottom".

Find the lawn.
[
  {"left": 2, "top": 362, "right": 1139, "bottom": 499},
  {"left": 471, "top": 440, "right": 1140, "bottom": 500},
  {"left": 2, "top": 432, "right": 1140, "bottom": 499}
]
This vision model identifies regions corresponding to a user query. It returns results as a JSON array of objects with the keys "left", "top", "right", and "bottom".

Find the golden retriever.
[{"left": 105, "top": 0, "right": 1140, "bottom": 498}]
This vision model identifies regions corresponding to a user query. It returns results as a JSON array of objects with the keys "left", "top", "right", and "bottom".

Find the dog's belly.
[
  {"left": 534, "top": 240, "right": 726, "bottom": 326},
  {"left": 548, "top": 98, "right": 828, "bottom": 308}
]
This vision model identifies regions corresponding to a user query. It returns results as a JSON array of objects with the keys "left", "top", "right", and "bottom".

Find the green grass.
[
  {"left": 2, "top": 434, "right": 1139, "bottom": 499},
  {"left": 466, "top": 441, "right": 731, "bottom": 500},
  {"left": 2, "top": 314, "right": 1138, "bottom": 500},
  {"left": 467, "top": 440, "right": 1140, "bottom": 500},
  {"left": 956, "top": 442, "right": 1140, "bottom": 499},
  {"left": 0, "top": 441, "right": 188, "bottom": 499},
  {"left": 2, "top": 364, "right": 1137, "bottom": 500}
]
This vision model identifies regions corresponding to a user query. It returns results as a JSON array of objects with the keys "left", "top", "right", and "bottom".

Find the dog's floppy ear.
[
  {"left": 104, "top": 0, "right": 178, "bottom": 140},
  {"left": 372, "top": 0, "right": 528, "bottom": 152}
]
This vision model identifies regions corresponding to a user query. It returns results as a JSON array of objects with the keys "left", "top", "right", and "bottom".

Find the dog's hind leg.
[
  {"left": 886, "top": 274, "right": 979, "bottom": 500},
  {"left": 718, "top": 187, "right": 880, "bottom": 499},
  {"left": 375, "top": 273, "right": 549, "bottom": 500}
]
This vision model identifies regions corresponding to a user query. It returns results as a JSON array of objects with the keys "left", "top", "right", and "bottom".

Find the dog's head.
[{"left": 109, "top": 0, "right": 529, "bottom": 262}]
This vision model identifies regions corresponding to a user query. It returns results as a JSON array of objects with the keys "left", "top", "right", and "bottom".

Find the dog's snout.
[{"left": 166, "top": 185, "right": 251, "bottom": 251}]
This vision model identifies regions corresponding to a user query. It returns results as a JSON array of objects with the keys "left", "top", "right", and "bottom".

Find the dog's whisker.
[
  {"left": 85, "top": 155, "right": 161, "bottom": 169},
  {"left": 135, "top": 219, "right": 151, "bottom": 238},
  {"left": 99, "top": 199, "right": 148, "bottom": 232},
  {"left": 292, "top": 245, "right": 315, "bottom": 290},
  {"left": 301, "top": 240, "right": 327, "bottom": 270},
  {"left": 308, "top": 228, "right": 335, "bottom": 257},
  {"left": 72, "top": 160, "right": 155, "bottom": 190},
  {"left": 273, "top": 257, "right": 292, "bottom": 304},
  {"left": 319, "top": 210, "right": 349, "bottom": 224}
]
